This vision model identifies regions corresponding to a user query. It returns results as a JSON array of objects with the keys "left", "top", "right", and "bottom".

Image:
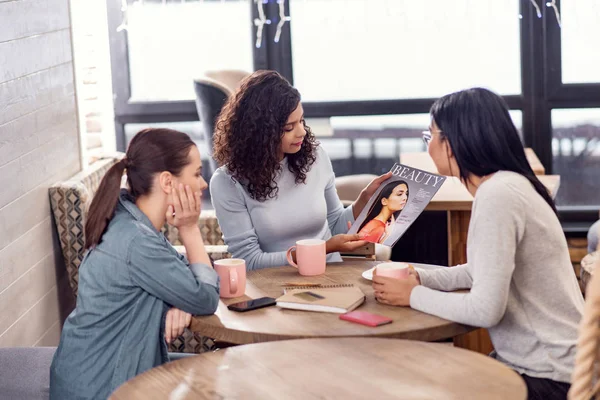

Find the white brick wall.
[{"left": 0, "top": 0, "right": 80, "bottom": 347}]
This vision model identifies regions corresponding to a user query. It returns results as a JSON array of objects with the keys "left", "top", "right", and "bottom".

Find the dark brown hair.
[
  {"left": 358, "top": 181, "right": 409, "bottom": 233},
  {"left": 84, "top": 128, "right": 196, "bottom": 248},
  {"left": 212, "top": 70, "right": 318, "bottom": 201}
]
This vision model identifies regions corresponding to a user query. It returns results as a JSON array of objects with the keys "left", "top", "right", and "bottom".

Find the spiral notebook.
[
  {"left": 281, "top": 283, "right": 355, "bottom": 293},
  {"left": 276, "top": 285, "right": 365, "bottom": 314}
]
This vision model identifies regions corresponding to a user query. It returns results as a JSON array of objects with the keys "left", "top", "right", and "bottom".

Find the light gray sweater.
[
  {"left": 209, "top": 146, "right": 355, "bottom": 271},
  {"left": 410, "top": 171, "right": 584, "bottom": 383}
]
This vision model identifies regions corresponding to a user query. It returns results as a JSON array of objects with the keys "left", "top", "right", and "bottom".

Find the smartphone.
[
  {"left": 339, "top": 311, "right": 393, "bottom": 327},
  {"left": 227, "top": 297, "right": 277, "bottom": 312}
]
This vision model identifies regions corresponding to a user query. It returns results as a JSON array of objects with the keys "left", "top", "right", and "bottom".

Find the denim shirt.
[{"left": 50, "top": 191, "right": 219, "bottom": 400}]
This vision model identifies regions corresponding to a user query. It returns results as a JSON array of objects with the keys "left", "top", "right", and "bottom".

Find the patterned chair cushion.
[
  {"left": 173, "top": 245, "right": 231, "bottom": 263},
  {"left": 205, "top": 245, "right": 231, "bottom": 262},
  {"left": 49, "top": 157, "right": 122, "bottom": 296},
  {"left": 163, "top": 209, "right": 225, "bottom": 246},
  {"left": 168, "top": 330, "right": 216, "bottom": 353}
]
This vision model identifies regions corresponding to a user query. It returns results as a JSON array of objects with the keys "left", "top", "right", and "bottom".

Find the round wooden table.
[
  {"left": 190, "top": 260, "right": 473, "bottom": 344},
  {"left": 110, "top": 338, "right": 527, "bottom": 400}
]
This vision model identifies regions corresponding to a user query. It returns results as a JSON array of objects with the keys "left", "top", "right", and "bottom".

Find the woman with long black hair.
[
  {"left": 372, "top": 88, "right": 584, "bottom": 400},
  {"left": 357, "top": 181, "right": 409, "bottom": 244}
]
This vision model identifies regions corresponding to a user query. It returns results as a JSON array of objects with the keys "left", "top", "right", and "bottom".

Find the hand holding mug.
[
  {"left": 409, "top": 267, "right": 421, "bottom": 285},
  {"left": 372, "top": 262, "right": 420, "bottom": 306},
  {"left": 372, "top": 273, "right": 419, "bottom": 306}
]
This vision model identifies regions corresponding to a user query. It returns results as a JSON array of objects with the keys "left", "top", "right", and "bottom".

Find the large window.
[
  {"left": 320, "top": 114, "right": 431, "bottom": 176},
  {"left": 552, "top": 109, "right": 600, "bottom": 208},
  {"left": 107, "top": 0, "right": 600, "bottom": 228},
  {"left": 561, "top": 0, "right": 600, "bottom": 84},
  {"left": 291, "top": 0, "right": 521, "bottom": 101},
  {"left": 126, "top": 1, "right": 253, "bottom": 101},
  {"left": 320, "top": 111, "right": 522, "bottom": 173}
]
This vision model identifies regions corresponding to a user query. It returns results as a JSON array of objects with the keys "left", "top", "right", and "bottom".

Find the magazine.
[{"left": 347, "top": 163, "right": 447, "bottom": 247}]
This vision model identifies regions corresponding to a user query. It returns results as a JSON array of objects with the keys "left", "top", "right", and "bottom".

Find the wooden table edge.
[
  {"left": 110, "top": 338, "right": 527, "bottom": 400},
  {"left": 191, "top": 316, "right": 475, "bottom": 345}
]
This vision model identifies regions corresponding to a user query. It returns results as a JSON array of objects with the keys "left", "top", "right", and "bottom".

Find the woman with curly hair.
[{"left": 210, "top": 70, "right": 390, "bottom": 270}]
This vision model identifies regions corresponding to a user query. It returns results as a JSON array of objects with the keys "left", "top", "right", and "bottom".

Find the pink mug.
[
  {"left": 214, "top": 258, "right": 246, "bottom": 298},
  {"left": 375, "top": 262, "right": 411, "bottom": 279},
  {"left": 286, "top": 239, "right": 326, "bottom": 276}
]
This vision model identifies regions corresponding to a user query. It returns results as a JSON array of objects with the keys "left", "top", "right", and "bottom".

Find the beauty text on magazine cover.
[{"left": 347, "top": 163, "right": 447, "bottom": 247}]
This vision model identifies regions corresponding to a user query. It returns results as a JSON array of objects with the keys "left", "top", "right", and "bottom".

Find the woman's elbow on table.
[
  {"left": 192, "top": 283, "right": 220, "bottom": 315},
  {"left": 473, "top": 305, "right": 505, "bottom": 329}
]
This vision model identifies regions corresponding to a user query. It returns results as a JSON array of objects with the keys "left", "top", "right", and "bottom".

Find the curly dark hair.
[{"left": 213, "top": 70, "right": 318, "bottom": 201}]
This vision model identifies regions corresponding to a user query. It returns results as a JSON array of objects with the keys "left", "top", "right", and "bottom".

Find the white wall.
[{"left": 0, "top": 0, "right": 81, "bottom": 347}]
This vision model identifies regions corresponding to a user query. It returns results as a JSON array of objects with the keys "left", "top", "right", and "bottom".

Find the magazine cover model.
[{"left": 348, "top": 163, "right": 446, "bottom": 247}]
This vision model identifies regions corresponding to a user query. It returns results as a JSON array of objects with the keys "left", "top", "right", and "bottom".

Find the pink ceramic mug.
[
  {"left": 375, "top": 262, "right": 410, "bottom": 279},
  {"left": 214, "top": 258, "right": 246, "bottom": 298},
  {"left": 286, "top": 239, "right": 326, "bottom": 276}
]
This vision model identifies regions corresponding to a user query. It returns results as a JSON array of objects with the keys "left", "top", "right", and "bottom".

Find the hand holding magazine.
[{"left": 348, "top": 163, "right": 446, "bottom": 247}]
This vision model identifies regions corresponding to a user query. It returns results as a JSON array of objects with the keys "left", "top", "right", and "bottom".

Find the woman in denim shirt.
[{"left": 50, "top": 128, "right": 220, "bottom": 399}]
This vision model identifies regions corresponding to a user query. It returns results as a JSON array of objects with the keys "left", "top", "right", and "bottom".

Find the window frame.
[
  {"left": 106, "top": 0, "right": 600, "bottom": 228},
  {"left": 545, "top": 0, "right": 600, "bottom": 104}
]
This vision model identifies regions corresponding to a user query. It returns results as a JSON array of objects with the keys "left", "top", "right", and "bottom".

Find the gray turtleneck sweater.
[{"left": 410, "top": 171, "right": 584, "bottom": 383}]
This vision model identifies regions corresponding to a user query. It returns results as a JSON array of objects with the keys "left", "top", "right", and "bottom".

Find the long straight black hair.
[
  {"left": 358, "top": 180, "right": 409, "bottom": 232},
  {"left": 430, "top": 88, "right": 557, "bottom": 215}
]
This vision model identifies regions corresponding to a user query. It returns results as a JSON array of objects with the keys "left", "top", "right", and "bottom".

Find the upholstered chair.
[{"left": 193, "top": 70, "right": 251, "bottom": 174}]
